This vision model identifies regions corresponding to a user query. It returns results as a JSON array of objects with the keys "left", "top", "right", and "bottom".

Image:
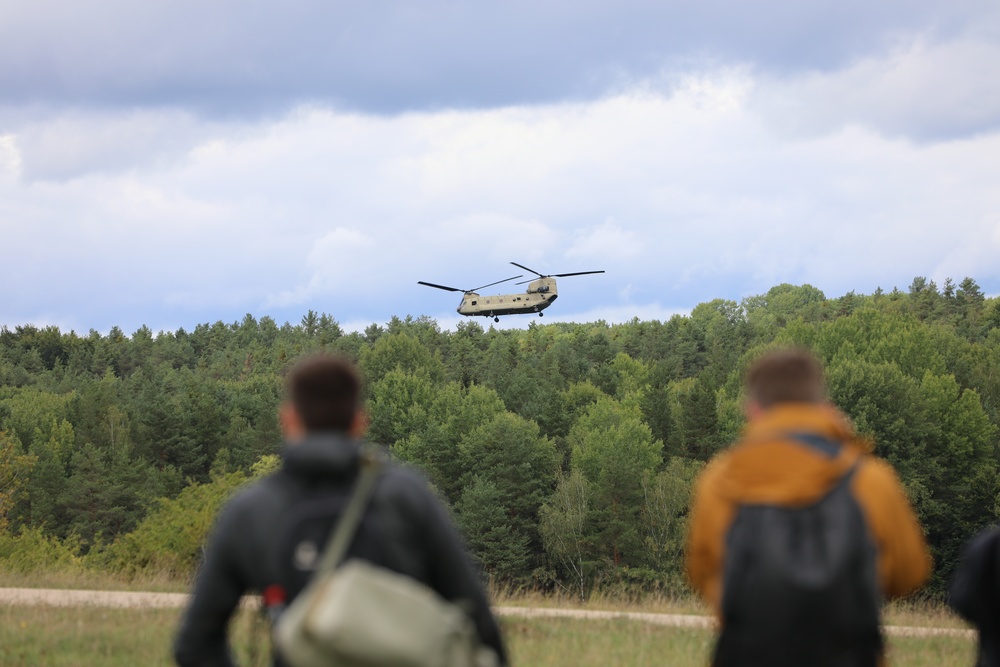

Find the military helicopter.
[{"left": 419, "top": 262, "right": 605, "bottom": 322}]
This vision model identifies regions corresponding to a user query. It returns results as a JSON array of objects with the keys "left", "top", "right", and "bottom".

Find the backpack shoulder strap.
[
  {"left": 783, "top": 432, "right": 842, "bottom": 458},
  {"left": 314, "top": 451, "right": 385, "bottom": 574},
  {"left": 784, "top": 432, "right": 864, "bottom": 489},
  {"left": 738, "top": 432, "right": 864, "bottom": 483}
]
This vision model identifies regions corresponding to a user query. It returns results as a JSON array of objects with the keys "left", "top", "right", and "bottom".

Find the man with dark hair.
[
  {"left": 285, "top": 355, "right": 361, "bottom": 432},
  {"left": 686, "top": 348, "right": 930, "bottom": 666},
  {"left": 744, "top": 348, "right": 827, "bottom": 407},
  {"left": 174, "top": 355, "right": 507, "bottom": 666}
]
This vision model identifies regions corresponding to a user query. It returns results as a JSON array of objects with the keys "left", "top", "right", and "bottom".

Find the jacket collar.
[
  {"left": 281, "top": 432, "right": 362, "bottom": 478},
  {"left": 742, "top": 402, "right": 873, "bottom": 452}
]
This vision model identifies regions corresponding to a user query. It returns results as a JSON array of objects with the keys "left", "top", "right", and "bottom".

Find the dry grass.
[
  {"left": 0, "top": 605, "right": 267, "bottom": 667},
  {"left": 490, "top": 585, "right": 710, "bottom": 615},
  {"left": 506, "top": 617, "right": 713, "bottom": 666},
  {"left": 0, "top": 568, "right": 189, "bottom": 593},
  {"left": 881, "top": 598, "right": 971, "bottom": 629},
  {"left": 505, "top": 617, "right": 976, "bottom": 667},
  {"left": 492, "top": 587, "right": 972, "bottom": 632},
  {"left": 0, "top": 602, "right": 976, "bottom": 667},
  {"left": 0, "top": 571, "right": 975, "bottom": 666}
]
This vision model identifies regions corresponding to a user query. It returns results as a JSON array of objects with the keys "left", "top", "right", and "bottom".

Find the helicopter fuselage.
[
  {"left": 458, "top": 277, "right": 558, "bottom": 317},
  {"left": 420, "top": 264, "right": 602, "bottom": 321}
]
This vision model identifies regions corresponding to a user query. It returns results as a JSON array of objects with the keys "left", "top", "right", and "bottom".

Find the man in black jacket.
[
  {"left": 950, "top": 527, "right": 1000, "bottom": 667},
  {"left": 173, "top": 355, "right": 507, "bottom": 666}
]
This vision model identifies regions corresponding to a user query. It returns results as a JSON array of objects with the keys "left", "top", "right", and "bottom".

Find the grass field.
[{"left": 0, "top": 604, "right": 976, "bottom": 667}]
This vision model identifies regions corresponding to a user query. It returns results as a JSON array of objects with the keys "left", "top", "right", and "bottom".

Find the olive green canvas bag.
[{"left": 274, "top": 454, "right": 498, "bottom": 667}]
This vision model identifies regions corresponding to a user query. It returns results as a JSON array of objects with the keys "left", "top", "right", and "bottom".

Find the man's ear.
[
  {"left": 280, "top": 402, "right": 305, "bottom": 442},
  {"left": 349, "top": 409, "right": 369, "bottom": 438}
]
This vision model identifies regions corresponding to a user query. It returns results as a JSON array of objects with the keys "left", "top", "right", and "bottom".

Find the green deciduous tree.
[
  {"left": 539, "top": 469, "right": 595, "bottom": 601},
  {"left": 393, "top": 383, "right": 506, "bottom": 502},
  {"left": 101, "top": 468, "right": 251, "bottom": 576},
  {"left": 367, "top": 370, "right": 436, "bottom": 448},
  {"left": 0, "top": 431, "right": 34, "bottom": 531},
  {"left": 0, "top": 387, "right": 74, "bottom": 450},
  {"left": 359, "top": 333, "right": 444, "bottom": 389},
  {"left": 569, "top": 397, "right": 663, "bottom": 567},
  {"left": 640, "top": 458, "right": 703, "bottom": 579}
]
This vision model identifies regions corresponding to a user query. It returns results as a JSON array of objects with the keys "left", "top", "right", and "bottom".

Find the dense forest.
[{"left": 1, "top": 277, "right": 999, "bottom": 597}]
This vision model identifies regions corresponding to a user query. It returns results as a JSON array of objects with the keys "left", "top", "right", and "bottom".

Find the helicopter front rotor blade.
[
  {"left": 418, "top": 281, "right": 463, "bottom": 292},
  {"left": 469, "top": 275, "right": 523, "bottom": 292},
  {"left": 552, "top": 270, "right": 606, "bottom": 278},
  {"left": 510, "top": 262, "right": 545, "bottom": 277}
]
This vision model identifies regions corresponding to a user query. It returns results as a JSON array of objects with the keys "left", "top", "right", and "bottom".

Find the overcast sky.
[{"left": 2, "top": 0, "right": 999, "bottom": 335}]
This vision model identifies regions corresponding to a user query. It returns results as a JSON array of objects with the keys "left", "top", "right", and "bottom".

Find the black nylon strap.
[{"left": 784, "top": 432, "right": 842, "bottom": 458}]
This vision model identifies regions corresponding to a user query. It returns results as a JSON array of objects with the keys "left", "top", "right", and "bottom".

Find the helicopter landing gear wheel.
[
  {"left": 538, "top": 312, "right": 544, "bottom": 317},
  {"left": 494, "top": 316, "right": 500, "bottom": 323}
]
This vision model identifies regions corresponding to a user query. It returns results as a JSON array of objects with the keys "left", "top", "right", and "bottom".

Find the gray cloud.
[
  {"left": 754, "top": 37, "right": 1000, "bottom": 141},
  {"left": 1, "top": 0, "right": 996, "bottom": 121}
]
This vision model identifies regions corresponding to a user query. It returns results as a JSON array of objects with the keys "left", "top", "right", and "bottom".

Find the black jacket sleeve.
[
  {"left": 949, "top": 528, "right": 1000, "bottom": 622},
  {"left": 173, "top": 501, "right": 249, "bottom": 667},
  {"left": 412, "top": 481, "right": 508, "bottom": 665},
  {"left": 949, "top": 527, "right": 1000, "bottom": 667}
]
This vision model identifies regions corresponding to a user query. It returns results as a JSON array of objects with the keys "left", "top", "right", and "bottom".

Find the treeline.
[{"left": 1, "top": 278, "right": 999, "bottom": 596}]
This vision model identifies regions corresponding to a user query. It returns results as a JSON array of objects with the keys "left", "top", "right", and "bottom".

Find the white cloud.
[
  {"left": 0, "top": 135, "right": 20, "bottom": 181},
  {"left": 432, "top": 213, "right": 559, "bottom": 268},
  {"left": 932, "top": 213, "right": 1000, "bottom": 284},
  {"left": 266, "top": 228, "right": 377, "bottom": 307},
  {"left": 2, "top": 67, "right": 1000, "bottom": 333},
  {"left": 11, "top": 109, "right": 229, "bottom": 181},
  {"left": 567, "top": 220, "right": 642, "bottom": 261}
]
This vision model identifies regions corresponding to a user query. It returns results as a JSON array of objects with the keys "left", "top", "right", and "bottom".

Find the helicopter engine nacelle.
[{"left": 526, "top": 278, "right": 555, "bottom": 294}]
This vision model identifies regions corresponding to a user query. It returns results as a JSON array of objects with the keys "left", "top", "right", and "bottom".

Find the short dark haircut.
[
  {"left": 745, "top": 348, "right": 826, "bottom": 408},
  {"left": 287, "top": 355, "right": 361, "bottom": 432}
]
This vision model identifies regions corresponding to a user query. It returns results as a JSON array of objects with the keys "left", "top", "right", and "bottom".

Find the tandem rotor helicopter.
[{"left": 419, "top": 262, "right": 605, "bottom": 322}]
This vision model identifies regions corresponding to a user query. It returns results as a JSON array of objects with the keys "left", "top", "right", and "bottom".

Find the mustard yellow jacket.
[{"left": 685, "top": 402, "right": 931, "bottom": 615}]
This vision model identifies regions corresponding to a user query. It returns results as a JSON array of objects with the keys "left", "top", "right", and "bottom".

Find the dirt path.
[
  {"left": 495, "top": 606, "right": 974, "bottom": 639},
  {"left": 0, "top": 588, "right": 974, "bottom": 639},
  {"left": 0, "top": 587, "right": 188, "bottom": 609}
]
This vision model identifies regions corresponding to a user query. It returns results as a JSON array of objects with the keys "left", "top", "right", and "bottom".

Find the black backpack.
[
  {"left": 269, "top": 464, "right": 396, "bottom": 603},
  {"left": 715, "top": 434, "right": 882, "bottom": 667}
]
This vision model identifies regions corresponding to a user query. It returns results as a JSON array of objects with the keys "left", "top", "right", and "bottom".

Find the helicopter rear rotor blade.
[
  {"left": 418, "top": 281, "right": 463, "bottom": 292},
  {"left": 552, "top": 270, "right": 606, "bottom": 278},
  {"left": 469, "top": 275, "right": 523, "bottom": 292}
]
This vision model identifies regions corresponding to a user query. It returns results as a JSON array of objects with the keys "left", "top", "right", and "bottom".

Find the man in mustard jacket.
[{"left": 686, "top": 348, "right": 930, "bottom": 666}]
